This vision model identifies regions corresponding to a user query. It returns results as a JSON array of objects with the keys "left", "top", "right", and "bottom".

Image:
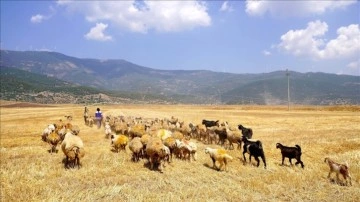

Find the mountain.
[
  {"left": 0, "top": 67, "right": 171, "bottom": 104},
  {"left": 1, "top": 50, "right": 359, "bottom": 105}
]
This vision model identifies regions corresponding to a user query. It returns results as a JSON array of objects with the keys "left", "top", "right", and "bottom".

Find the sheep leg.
[
  {"left": 281, "top": 156, "right": 285, "bottom": 166},
  {"left": 289, "top": 158, "right": 293, "bottom": 166},
  {"left": 218, "top": 160, "right": 224, "bottom": 171},
  {"left": 211, "top": 157, "right": 216, "bottom": 169}
]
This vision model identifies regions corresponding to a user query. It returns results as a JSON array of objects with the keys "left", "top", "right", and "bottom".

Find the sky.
[{"left": 1, "top": 0, "right": 359, "bottom": 75}]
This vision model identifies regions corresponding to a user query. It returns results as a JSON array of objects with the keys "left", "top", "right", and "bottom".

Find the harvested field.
[{"left": 1, "top": 104, "right": 359, "bottom": 201}]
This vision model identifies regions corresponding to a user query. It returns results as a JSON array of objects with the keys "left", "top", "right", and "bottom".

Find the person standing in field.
[{"left": 95, "top": 108, "right": 103, "bottom": 129}]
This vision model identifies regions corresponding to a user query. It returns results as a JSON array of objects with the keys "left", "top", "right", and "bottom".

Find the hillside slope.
[{"left": 1, "top": 50, "right": 359, "bottom": 104}]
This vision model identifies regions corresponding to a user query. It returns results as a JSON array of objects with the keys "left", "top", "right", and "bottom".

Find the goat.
[
  {"left": 238, "top": 125, "right": 253, "bottom": 139},
  {"left": 202, "top": 119, "right": 220, "bottom": 128},
  {"left": 242, "top": 136, "right": 266, "bottom": 168},
  {"left": 276, "top": 143, "right": 304, "bottom": 168},
  {"left": 324, "top": 157, "right": 352, "bottom": 186}
]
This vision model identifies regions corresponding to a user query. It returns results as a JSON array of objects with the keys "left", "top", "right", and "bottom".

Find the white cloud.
[
  {"left": 245, "top": 0, "right": 356, "bottom": 17},
  {"left": 263, "top": 50, "right": 271, "bottom": 56},
  {"left": 30, "top": 14, "right": 45, "bottom": 23},
  {"left": 347, "top": 60, "right": 359, "bottom": 70},
  {"left": 278, "top": 21, "right": 360, "bottom": 60},
  {"left": 346, "top": 59, "right": 360, "bottom": 75},
  {"left": 84, "top": 23, "right": 112, "bottom": 41},
  {"left": 57, "top": 1, "right": 211, "bottom": 33},
  {"left": 220, "top": 1, "right": 233, "bottom": 12}
]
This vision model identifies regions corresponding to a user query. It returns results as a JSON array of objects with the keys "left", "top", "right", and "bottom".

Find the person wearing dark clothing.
[{"left": 95, "top": 108, "right": 103, "bottom": 129}]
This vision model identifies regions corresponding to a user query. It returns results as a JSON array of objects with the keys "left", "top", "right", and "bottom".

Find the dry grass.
[{"left": 1, "top": 104, "right": 359, "bottom": 201}]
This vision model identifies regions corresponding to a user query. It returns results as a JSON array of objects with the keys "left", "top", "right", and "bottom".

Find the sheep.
[
  {"left": 104, "top": 122, "right": 112, "bottom": 139},
  {"left": 324, "top": 157, "right": 352, "bottom": 186},
  {"left": 163, "top": 137, "right": 177, "bottom": 162},
  {"left": 204, "top": 147, "right": 233, "bottom": 171},
  {"left": 41, "top": 124, "right": 56, "bottom": 142},
  {"left": 111, "top": 134, "right": 129, "bottom": 153},
  {"left": 172, "top": 130, "right": 184, "bottom": 140},
  {"left": 87, "top": 116, "right": 94, "bottom": 127},
  {"left": 175, "top": 139, "right": 197, "bottom": 161},
  {"left": 61, "top": 132, "right": 85, "bottom": 169},
  {"left": 276, "top": 143, "right": 304, "bottom": 168},
  {"left": 129, "top": 137, "right": 144, "bottom": 162},
  {"left": 46, "top": 131, "right": 61, "bottom": 154},
  {"left": 128, "top": 123, "right": 148, "bottom": 139},
  {"left": 156, "top": 129, "right": 172, "bottom": 141},
  {"left": 71, "top": 125, "right": 80, "bottom": 135},
  {"left": 145, "top": 137, "right": 168, "bottom": 173},
  {"left": 242, "top": 136, "right": 266, "bottom": 168},
  {"left": 238, "top": 124, "right": 253, "bottom": 139}
]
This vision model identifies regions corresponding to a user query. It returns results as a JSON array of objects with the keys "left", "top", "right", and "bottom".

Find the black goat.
[
  {"left": 276, "top": 143, "right": 304, "bottom": 168},
  {"left": 212, "top": 127, "right": 227, "bottom": 146},
  {"left": 242, "top": 136, "right": 266, "bottom": 168},
  {"left": 202, "top": 119, "right": 220, "bottom": 128},
  {"left": 238, "top": 125, "right": 253, "bottom": 139}
]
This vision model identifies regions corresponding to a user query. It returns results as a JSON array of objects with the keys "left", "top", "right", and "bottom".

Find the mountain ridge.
[{"left": 1, "top": 50, "right": 359, "bottom": 105}]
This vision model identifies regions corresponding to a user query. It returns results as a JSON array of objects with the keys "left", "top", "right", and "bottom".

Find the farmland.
[{"left": 1, "top": 102, "right": 359, "bottom": 201}]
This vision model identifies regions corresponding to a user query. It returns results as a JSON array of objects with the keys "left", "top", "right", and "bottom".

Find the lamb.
[
  {"left": 238, "top": 124, "right": 253, "bottom": 139},
  {"left": 242, "top": 136, "right": 266, "bottom": 168},
  {"left": 175, "top": 139, "right": 197, "bottom": 161},
  {"left": 129, "top": 137, "right": 144, "bottom": 162},
  {"left": 104, "top": 122, "right": 112, "bottom": 139},
  {"left": 61, "top": 132, "right": 85, "bottom": 169},
  {"left": 111, "top": 134, "right": 129, "bottom": 153},
  {"left": 204, "top": 147, "right": 233, "bottom": 171},
  {"left": 276, "top": 143, "right": 304, "bottom": 168},
  {"left": 324, "top": 157, "right": 352, "bottom": 186}
]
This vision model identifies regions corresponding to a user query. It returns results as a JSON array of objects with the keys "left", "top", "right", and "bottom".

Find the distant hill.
[
  {"left": 1, "top": 50, "right": 359, "bottom": 105},
  {"left": 0, "top": 67, "right": 170, "bottom": 104}
]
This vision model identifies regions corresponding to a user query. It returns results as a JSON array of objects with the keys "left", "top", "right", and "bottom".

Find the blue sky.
[{"left": 1, "top": 0, "right": 359, "bottom": 75}]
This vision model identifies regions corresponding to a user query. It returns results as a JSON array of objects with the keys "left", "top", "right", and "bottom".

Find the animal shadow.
[{"left": 203, "top": 163, "right": 218, "bottom": 171}]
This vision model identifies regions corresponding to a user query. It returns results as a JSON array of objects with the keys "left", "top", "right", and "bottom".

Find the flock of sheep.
[{"left": 40, "top": 112, "right": 352, "bottom": 186}]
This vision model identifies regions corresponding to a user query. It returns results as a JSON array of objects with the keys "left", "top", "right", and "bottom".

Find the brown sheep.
[
  {"left": 129, "top": 137, "right": 144, "bottom": 162},
  {"left": 145, "top": 137, "right": 168, "bottom": 173}
]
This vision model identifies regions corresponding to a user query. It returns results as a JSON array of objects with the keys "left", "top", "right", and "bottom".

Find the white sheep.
[
  {"left": 205, "top": 147, "right": 233, "bottom": 171},
  {"left": 61, "top": 132, "right": 85, "bottom": 169},
  {"left": 104, "top": 122, "right": 112, "bottom": 139},
  {"left": 129, "top": 137, "right": 144, "bottom": 162},
  {"left": 41, "top": 124, "right": 56, "bottom": 142}
]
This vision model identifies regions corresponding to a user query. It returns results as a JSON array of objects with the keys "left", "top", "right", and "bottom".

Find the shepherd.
[{"left": 95, "top": 108, "right": 103, "bottom": 129}]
